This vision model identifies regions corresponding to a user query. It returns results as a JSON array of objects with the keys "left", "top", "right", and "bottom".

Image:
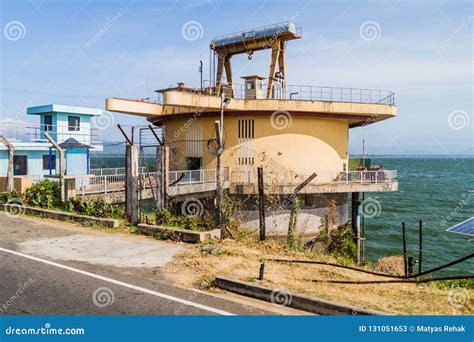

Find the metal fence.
[{"left": 231, "top": 170, "right": 397, "bottom": 186}]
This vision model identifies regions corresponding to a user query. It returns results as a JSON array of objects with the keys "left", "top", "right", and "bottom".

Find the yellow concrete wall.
[
  {"left": 163, "top": 114, "right": 348, "bottom": 177},
  {"left": 0, "top": 176, "right": 33, "bottom": 193}
]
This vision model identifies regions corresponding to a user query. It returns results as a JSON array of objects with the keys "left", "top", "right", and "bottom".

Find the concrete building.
[
  {"left": 105, "top": 22, "right": 398, "bottom": 238},
  {"left": 0, "top": 104, "right": 103, "bottom": 189}
]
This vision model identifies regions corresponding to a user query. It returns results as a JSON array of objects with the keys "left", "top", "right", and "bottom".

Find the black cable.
[
  {"left": 309, "top": 274, "right": 474, "bottom": 285},
  {"left": 265, "top": 252, "right": 474, "bottom": 279}
]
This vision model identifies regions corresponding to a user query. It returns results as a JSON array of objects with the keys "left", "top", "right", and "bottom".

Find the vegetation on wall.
[
  {"left": 1, "top": 179, "right": 124, "bottom": 219},
  {"left": 151, "top": 208, "right": 214, "bottom": 232},
  {"left": 24, "top": 179, "right": 61, "bottom": 208}
]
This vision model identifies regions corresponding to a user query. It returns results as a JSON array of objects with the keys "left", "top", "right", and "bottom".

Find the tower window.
[{"left": 68, "top": 116, "right": 80, "bottom": 131}]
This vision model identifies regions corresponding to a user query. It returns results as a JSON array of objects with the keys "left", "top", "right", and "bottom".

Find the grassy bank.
[{"left": 162, "top": 232, "right": 473, "bottom": 315}]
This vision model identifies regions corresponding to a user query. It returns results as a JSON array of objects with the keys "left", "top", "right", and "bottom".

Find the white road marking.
[{"left": 0, "top": 247, "right": 234, "bottom": 316}]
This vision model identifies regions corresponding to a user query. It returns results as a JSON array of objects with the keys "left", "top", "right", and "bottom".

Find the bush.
[
  {"left": 154, "top": 208, "right": 213, "bottom": 232},
  {"left": 24, "top": 179, "right": 60, "bottom": 208},
  {"left": 63, "top": 198, "right": 125, "bottom": 219},
  {"left": 327, "top": 225, "right": 357, "bottom": 261}
]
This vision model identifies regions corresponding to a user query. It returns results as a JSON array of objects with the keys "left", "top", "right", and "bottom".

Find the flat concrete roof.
[{"left": 27, "top": 104, "right": 103, "bottom": 116}]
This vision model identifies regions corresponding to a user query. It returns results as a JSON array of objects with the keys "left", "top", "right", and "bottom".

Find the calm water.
[{"left": 363, "top": 157, "right": 473, "bottom": 274}]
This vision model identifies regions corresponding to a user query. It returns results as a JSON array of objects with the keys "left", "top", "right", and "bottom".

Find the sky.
[{"left": 0, "top": 0, "right": 472, "bottom": 155}]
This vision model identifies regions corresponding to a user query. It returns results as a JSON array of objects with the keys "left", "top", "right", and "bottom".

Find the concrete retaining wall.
[
  {"left": 215, "top": 276, "right": 384, "bottom": 316},
  {"left": 0, "top": 204, "right": 119, "bottom": 228},
  {"left": 137, "top": 223, "right": 220, "bottom": 243}
]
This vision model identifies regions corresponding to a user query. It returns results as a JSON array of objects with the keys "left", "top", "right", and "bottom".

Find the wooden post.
[
  {"left": 44, "top": 132, "right": 65, "bottom": 202},
  {"left": 126, "top": 144, "right": 139, "bottom": 224},
  {"left": 0, "top": 134, "right": 14, "bottom": 192},
  {"left": 257, "top": 166, "right": 266, "bottom": 241}
]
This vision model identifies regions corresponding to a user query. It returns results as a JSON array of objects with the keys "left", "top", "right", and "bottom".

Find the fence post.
[
  {"left": 125, "top": 144, "right": 139, "bottom": 225},
  {"left": 0, "top": 134, "right": 14, "bottom": 192},
  {"left": 257, "top": 167, "right": 266, "bottom": 241},
  {"left": 162, "top": 145, "right": 169, "bottom": 209},
  {"left": 104, "top": 176, "right": 108, "bottom": 193}
]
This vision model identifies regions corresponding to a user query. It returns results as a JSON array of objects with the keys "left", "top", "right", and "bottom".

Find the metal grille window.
[{"left": 237, "top": 118, "right": 255, "bottom": 166}]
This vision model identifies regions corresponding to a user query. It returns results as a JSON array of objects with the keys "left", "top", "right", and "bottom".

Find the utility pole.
[
  {"left": 215, "top": 120, "right": 223, "bottom": 225},
  {"left": 0, "top": 134, "right": 14, "bottom": 192},
  {"left": 199, "top": 60, "right": 203, "bottom": 91}
]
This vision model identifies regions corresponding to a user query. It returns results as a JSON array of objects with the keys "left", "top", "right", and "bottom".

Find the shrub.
[
  {"left": 24, "top": 179, "right": 60, "bottom": 208},
  {"left": 64, "top": 198, "right": 125, "bottom": 219},
  {"left": 153, "top": 208, "right": 213, "bottom": 232}
]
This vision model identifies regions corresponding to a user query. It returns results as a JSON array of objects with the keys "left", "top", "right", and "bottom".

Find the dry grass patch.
[{"left": 162, "top": 232, "right": 473, "bottom": 315}]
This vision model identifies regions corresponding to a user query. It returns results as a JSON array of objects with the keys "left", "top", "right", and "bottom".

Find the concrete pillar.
[
  {"left": 155, "top": 145, "right": 163, "bottom": 210},
  {"left": 126, "top": 144, "right": 139, "bottom": 224},
  {"left": 161, "top": 145, "right": 169, "bottom": 209},
  {"left": 0, "top": 134, "right": 14, "bottom": 192},
  {"left": 351, "top": 192, "right": 362, "bottom": 264}
]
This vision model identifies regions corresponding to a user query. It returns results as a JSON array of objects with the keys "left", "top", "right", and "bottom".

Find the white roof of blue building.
[{"left": 27, "top": 104, "right": 103, "bottom": 116}]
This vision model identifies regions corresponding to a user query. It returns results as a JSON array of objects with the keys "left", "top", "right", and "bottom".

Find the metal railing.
[
  {"left": 90, "top": 167, "right": 148, "bottom": 176},
  {"left": 231, "top": 170, "right": 397, "bottom": 186},
  {"left": 160, "top": 82, "right": 395, "bottom": 105},
  {"left": 0, "top": 123, "right": 102, "bottom": 145},
  {"left": 169, "top": 169, "right": 219, "bottom": 184},
  {"left": 76, "top": 174, "right": 126, "bottom": 195},
  {"left": 227, "top": 83, "right": 396, "bottom": 105},
  {"left": 77, "top": 168, "right": 229, "bottom": 195}
]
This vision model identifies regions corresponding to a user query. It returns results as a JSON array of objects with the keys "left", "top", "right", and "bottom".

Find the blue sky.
[{"left": 1, "top": 0, "right": 472, "bottom": 155}]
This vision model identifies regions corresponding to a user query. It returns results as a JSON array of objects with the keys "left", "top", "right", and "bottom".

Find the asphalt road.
[{"left": 0, "top": 213, "right": 272, "bottom": 315}]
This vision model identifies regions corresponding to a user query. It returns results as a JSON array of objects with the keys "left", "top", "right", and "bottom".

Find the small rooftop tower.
[
  {"left": 241, "top": 75, "right": 266, "bottom": 100},
  {"left": 210, "top": 22, "right": 301, "bottom": 99}
]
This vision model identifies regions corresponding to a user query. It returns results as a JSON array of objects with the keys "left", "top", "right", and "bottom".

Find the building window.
[
  {"left": 246, "top": 82, "right": 254, "bottom": 90},
  {"left": 44, "top": 115, "right": 53, "bottom": 131},
  {"left": 13, "top": 156, "right": 27, "bottom": 176},
  {"left": 237, "top": 118, "right": 255, "bottom": 166},
  {"left": 68, "top": 116, "right": 80, "bottom": 131},
  {"left": 42, "top": 155, "right": 56, "bottom": 170}
]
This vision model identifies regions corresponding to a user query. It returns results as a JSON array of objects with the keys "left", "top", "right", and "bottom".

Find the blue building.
[{"left": 0, "top": 104, "right": 103, "bottom": 180}]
